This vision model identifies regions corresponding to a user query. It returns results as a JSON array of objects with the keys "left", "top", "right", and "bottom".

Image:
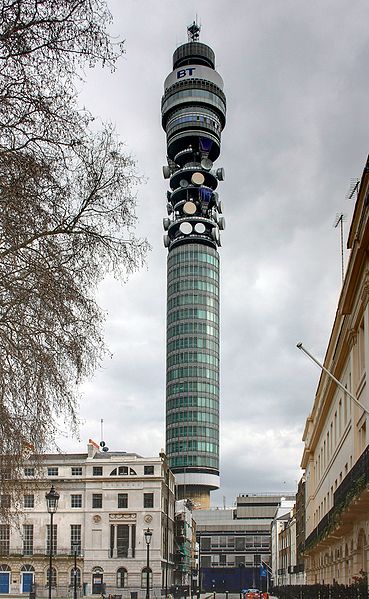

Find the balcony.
[{"left": 305, "top": 444, "right": 369, "bottom": 552}]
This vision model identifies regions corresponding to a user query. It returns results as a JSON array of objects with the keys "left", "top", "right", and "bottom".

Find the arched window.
[
  {"left": 46, "top": 567, "right": 57, "bottom": 588},
  {"left": 70, "top": 567, "right": 81, "bottom": 588},
  {"left": 110, "top": 468, "right": 117, "bottom": 476},
  {"left": 21, "top": 565, "right": 35, "bottom": 572},
  {"left": 141, "top": 568, "right": 152, "bottom": 589},
  {"left": 116, "top": 568, "right": 127, "bottom": 588}
]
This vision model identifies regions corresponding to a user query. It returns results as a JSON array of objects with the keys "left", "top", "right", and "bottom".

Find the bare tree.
[{"left": 0, "top": 0, "right": 148, "bottom": 510}]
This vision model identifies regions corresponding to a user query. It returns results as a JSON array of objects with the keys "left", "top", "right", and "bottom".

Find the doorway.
[{"left": 92, "top": 572, "right": 104, "bottom": 594}]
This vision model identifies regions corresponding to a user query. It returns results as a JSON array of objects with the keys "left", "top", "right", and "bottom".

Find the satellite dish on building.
[
  {"left": 191, "top": 172, "right": 205, "bottom": 185},
  {"left": 216, "top": 167, "right": 225, "bottom": 181},
  {"left": 218, "top": 217, "right": 225, "bottom": 230},
  {"left": 211, "top": 227, "right": 220, "bottom": 244},
  {"left": 194, "top": 222, "right": 206, "bottom": 234},
  {"left": 201, "top": 158, "right": 213, "bottom": 171},
  {"left": 163, "top": 165, "right": 171, "bottom": 179},
  {"left": 183, "top": 201, "right": 197, "bottom": 215},
  {"left": 180, "top": 222, "right": 193, "bottom": 235},
  {"left": 180, "top": 179, "right": 189, "bottom": 188}
]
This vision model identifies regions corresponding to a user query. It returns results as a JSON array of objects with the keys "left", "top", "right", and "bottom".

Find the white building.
[
  {"left": 270, "top": 498, "right": 295, "bottom": 587},
  {"left": 0, "top": 441, "right": 175, "bottom": 597}
]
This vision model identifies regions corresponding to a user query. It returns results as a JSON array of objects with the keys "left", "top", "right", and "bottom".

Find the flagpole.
[{"left": 260, "top": 560, "right": 272, "bottom": 596}]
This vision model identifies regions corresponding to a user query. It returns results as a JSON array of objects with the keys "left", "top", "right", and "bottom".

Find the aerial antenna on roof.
[
  {"left": 100, "top": 418, "right": 109, "bottom": 452},
  {"left": 345, "top": 178, "right": 360, "bottom": 200},
  {"left": 187, "top": 19, "right": 201, "bottom": 42},
  {"left": 333, "top": 213, "right": 347, "bottom": 285}
]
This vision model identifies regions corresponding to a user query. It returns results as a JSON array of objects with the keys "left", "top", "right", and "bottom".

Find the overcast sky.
[{"left": 60, "top": 0, "right": 369, "bottom": 507}]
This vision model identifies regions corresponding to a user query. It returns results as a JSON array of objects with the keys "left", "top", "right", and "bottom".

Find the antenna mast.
[
  {"left": 187, "top": 20, "right": 201, "bottom": 42},
  {"left": 333, "top": 213, "right": 347, "bottom": 285}
]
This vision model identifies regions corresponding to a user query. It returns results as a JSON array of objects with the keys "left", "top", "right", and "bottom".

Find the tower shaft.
[{"left": 161, "top": 32, "right": 226, "bottom": 508}]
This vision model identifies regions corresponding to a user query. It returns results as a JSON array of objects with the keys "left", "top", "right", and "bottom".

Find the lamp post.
[
  {"left": 45, "top": 485, "right": 60, "bottom": 599},
  {"left": 71, "top": 541, "right": 79, "bottom": 599},
  {"left": 144, "top": 528, "right": 152, "bottom": 599}
]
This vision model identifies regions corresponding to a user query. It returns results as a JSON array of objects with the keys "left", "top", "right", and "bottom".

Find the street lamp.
[
  {"left": 144, "top": 528, "right": 152, "bottom": 599},
  {"left": 45, "top": 485, "right": 60, "bottom": 599},
  {"left": 71, "top": 542, "right": 79, "bottom": 599}
]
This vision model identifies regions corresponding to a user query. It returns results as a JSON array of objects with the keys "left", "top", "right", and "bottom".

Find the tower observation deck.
[{"left": 161, "top": 25, "right": 226, "bottom": 508}]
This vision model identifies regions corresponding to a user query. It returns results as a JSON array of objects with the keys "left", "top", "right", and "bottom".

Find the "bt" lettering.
[{"left": 177, "top": 67, "right": 196, "bottom": 79}]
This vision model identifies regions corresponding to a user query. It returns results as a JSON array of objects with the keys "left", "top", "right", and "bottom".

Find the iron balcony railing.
[{"left": 305, "top": 444, "right": 369, "bottom": 551}]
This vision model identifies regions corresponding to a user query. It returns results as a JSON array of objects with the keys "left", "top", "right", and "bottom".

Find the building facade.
[
  {"left": 173, "top": 500, "right": 196, "bottom": 589},
  {"left": 194, "top": 493, "right": 294, "bottom": 592},
  {"left": 272, "top": 506, "right": 305, "bottom": 587},
  {"left": 301, "top": 155, "right": 369, "bottom": 585},
  {"left": 161, "top": 23, "right": 226, "bottom": 508},
  {"left": 0, "top": 441, "right": 175, "bottom": 597}
]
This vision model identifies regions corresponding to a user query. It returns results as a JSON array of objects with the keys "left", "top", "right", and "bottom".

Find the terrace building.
[{"left": 301, "top": 155, "right": 369, "bottom": 585}]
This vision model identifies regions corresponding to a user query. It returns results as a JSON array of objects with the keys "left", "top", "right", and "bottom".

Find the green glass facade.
[{"left": 166, "top": 244, "right": 220, "bottom": 473}]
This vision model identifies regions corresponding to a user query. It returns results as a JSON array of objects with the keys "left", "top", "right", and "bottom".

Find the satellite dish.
[
  {"left": 163, "top": 234, "right": 170, "bottom": 248},
  {"left": 194, "top": 222, "right": 206, "bottom": 234},
  {"left": 167, "top": 191, "right": 172, "bottom": 201},
  {"left": 191, "top": 172, "right": 205, "bottom": 185},
  {"left": 183, "top": 201, "right": 197, "bottom": 215},
  {"left": 180, "top": 179, "right": 189, "bottom": 188},
  {"left": 166, "top": 203, "right": 173, "bottom": 215},
  {"left": 201, "top": 157, "right": 213, "bottom": 171},
  {"left": 100, "top": 441, "right": 105, "bottom": 447},
  {"left": 163, "top": 218, "right": 170, "bottom": 230},
  {"left": 102, "top": 446, "right": 109, "bottom": 452},
  {"left": 217, "top": 200, "right": 223, "bottom": 213},
  {"left": 216, "top": 167, "right": 225, "bottom": 181},
  {"left": 179, "top": 222, "right": 193, "bottom": 235},
  {"left": 218, "top": 217, "right": 225, "bottom": 230},
  {"left": 211, "top": 227, "right": 220, "bottom": 244},
  {"left": 163, "top": 165, "right": 171, "bottom": 179}
]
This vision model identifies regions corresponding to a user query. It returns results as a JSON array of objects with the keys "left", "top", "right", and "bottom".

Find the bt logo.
[{"left": 177, "top": 67, "right": 196, "bottom": 79}]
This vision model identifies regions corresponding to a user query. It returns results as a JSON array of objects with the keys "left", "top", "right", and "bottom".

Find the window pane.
[
  {"left": 117, "top": 568, "right": 127, "bottom": 588},
  {"left": 70, "top": 567, "right": 81, "bottom": 588},
  {"left": 0, "top": 524, "right": 10, "bottom": 555},
  {"left": 118, "top": 494, "right": 128, "bottom": 508},
  {"left": 46, "top": 525, "right": 57, "bottom": 555},
  {"left": 92, "top": 494, "right": 102, "bottom": 508},
  {"left": 24, "top": 494, "right": 34, "bottom": 508},
  {"left": 23, "top": 524, "right": 33, "bottom": 556},
  {"left": 47, "top": 567, "right": 57, "bottom": 588},
  {"left": 71, "top": 467, "right": 82, "bottom": 476},
  {"left": 24, "top": 468, "right": 35, "bottom": 477},
  {"left": 117, "top": 525, "right": 129, "bottom": 558},
  {"left": 70, "top": 525, "right": 81, "bottom": 554},
  {"left": 47, "top": 467, "right": 58, "bottom": 477},
  {"left": 71, "top": 495, "right": 82, "bottom": 508},
  {"left": 143, "top": 493, "right": 153, "bottom": 508},
  {"left": 93, "top": 466, "right": 103, "bottom": 476}
]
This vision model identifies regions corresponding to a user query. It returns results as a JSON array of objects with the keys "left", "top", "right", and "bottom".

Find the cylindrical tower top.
[{"left": 173, "top": 42, "right": 215, "bottom": 70}]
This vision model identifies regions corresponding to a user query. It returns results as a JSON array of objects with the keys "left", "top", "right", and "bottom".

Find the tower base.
[{"left": 176, "top": 485, "right": 211, "bottom": 509}]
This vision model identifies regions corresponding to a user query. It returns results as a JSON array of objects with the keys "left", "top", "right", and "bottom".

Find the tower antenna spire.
[{"left": 187, "top": 19, "right": 201, "bottom": 42}]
